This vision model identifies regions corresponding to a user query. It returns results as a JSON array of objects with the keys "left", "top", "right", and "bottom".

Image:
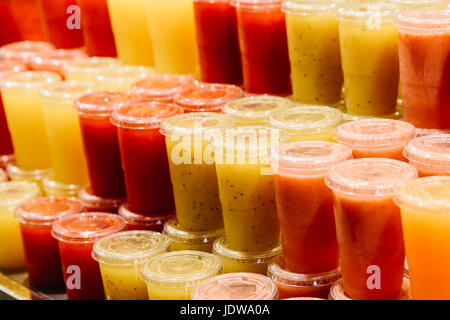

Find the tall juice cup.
[
  {"left": 64, "top": 57, "right": 122, "bottom": 81},
  {"left": 3, "top": 0, "right": 45, "bottom": 42},
  {"left": 0, "top": 41, "right": 54, "bottom": 67},
  {"left": 96, "top": 65, "right": 154, "bottom": 91},
  {"left": 0, "top": 2, "right": 23, "bottom": 46},
  {"left": 326, "top": 158, "right": 417, "bottom": 300},
  {"left": 283, "top": 0, "right": 343, "bottom": 104}
]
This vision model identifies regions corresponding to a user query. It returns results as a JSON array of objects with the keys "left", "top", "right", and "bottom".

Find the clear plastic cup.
[
  {"left": 96, "top": 65, "right": 154, "bottom": 91},
  {"left": 6, "top": 163, "right": 51, "bottom": 193},
  {"left": 0, "top": 41, "right": 54, "bottom": 66},
  {"left": 92, "top": 230, "right": 170, "bottom": 300},
  {"left": 335, "top": 118, "right": 416, "bottom": 160},
  {"left": 387, "top": 0, "right": 447, "bottom": 10},
  {"left": 78, "top": 186, "right": 125, "bottom": 213},
  {"left": 42, "top": 177, "right": 81, "bottom": 198},
  {"left": 119, "top": 204, "right": 175, "bottom": 233},
  {"left": 140, "top": 250, "right": 223, "bottom": 300},
  {"left": 29, "top": 48, "right": 88, "bottom": 77},
  {"left": 64, "top": 57, "right": 122, "bottom": 81},
  {"left": 191, "top": 272, "right": 278, "bottom": 300}
]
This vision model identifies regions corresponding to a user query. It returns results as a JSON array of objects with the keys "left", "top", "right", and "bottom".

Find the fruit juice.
[
  {"left": 337, "top": 2, "right": 400, "bottom": 116},
  {"left": 0, "top": 41, "right": 54, "bottom": 67},
  {"left": 42, "top": 177, "right": 81, "bottom": 198},
  {"left": 403, "top": 134, "right": 450, "bottom": 177},
  {"left": 36, "top": 0, "right": 84, "bottom": 49},
  {"left": 0, "top": 1, "right": 21, "bottom": 46},
  {"left": 326, "top": 158, "right": 417, "bottom": 300},
  {"left": 272, "top": 141, "right": 352, "bottom": 273},
  {"left": 267, "top": 257, "right": 341, "bottom": 299},
  {"left": 283, "top": 0, "right": 343, "bottom": 105},
  {"left": 213, "top": 237, "right": 281, "bottom": 274},
  {"left": 41, "top": 81, "right": 93, "bottom": 186},
  {"left": 268, "top": 105, "right": 343, "bottom": 142},
  {"left": 96, "top": 65, "right": 154, "bottom": 91},
  {"left": 1, "top": 71, "right": 61, "bottom": 170},
  {"left": 164, "top": 218, "right": 223, "bottom": 252},
  {"left": 29, "top": 48, "right": 87, "bottom": 77},
  {"left": 112, "top": 101, "right": 183, "bottom": 215},
  {"left": 191, "top": 272, "right": 278, "bottom": 300},
  {"left": 93, "top": 231, "right": 170, "bottom": 300},
  {"left": 397, "top": 10, "right": 450, "bottom": 129},
  {"left": 0, "top": 181, "right": 40, "bottom": 270},
  {"left": 64, "top": 57, "right": 122, "bottom": 81},
  {"left": 4, "top": 0, "right": 45, "bottom": 42},
  {"left": 193, "top": 0, "right": 242, "bottom": 84},
  {"left": 144, "top": 0, "right": 199, "bottom": 74},
  {"left": 232, "top": 0, "right": 290, "bottom": 94},
  {"left": 52, "top": 212, "right": 126, "bottom": 300},
  {"left": 119, "top": 204, "right": 175, "bottom": 232},
  {"left": 160, "top": 113, "right": 235, "bottom": 231},
  {"left": 140, "top": 250, "right": 222, "bottom": 300},
  {"left": 223, "top": 95, "right": 294, "bottom": 126},
  {"left": 395, "top": 176, "right": 450, "bottom": 300},
  {"left": 77, "top": 0, "right": 117, "bottom": 57},
  {"left": 15, "top": 197, "right": 83, "bottom": 289},
  {"left": 7, "top": 164, "right": 50, "bottom": 193},
  {"left": 335, "top": 119, "right": 416, "bottom": 160},
  {"left": 106, "top": 0, "right": 154, "bottom": 66},
  {"left": 78, "top": 186, "right": 125, "bottom": 213},
  {"left": 329, "top": 278, "right": 412, "bottom": 300}
]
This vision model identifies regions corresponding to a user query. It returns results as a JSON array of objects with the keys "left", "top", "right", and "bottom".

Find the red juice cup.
[
  {"left": 15, "top": 197, "right": 84, "bottom": 289},
  {"left": 36, "top": 0, "right": 84, "bottom": 49},
  {"left": 231, "top": 0, "right": 291, "bottom": 94},
  {"left": 193, "top": 0, "right": 242, "bottom": 84},
  {"left": 326, "top": 158, "right": 417, "bottom": 300},
  {"left": 329, "top": 278, "right": 412, "bottom": 300},
  {"left": 51, "top": 212, "right": 126, "bottom": 300},
  {"left": 111, "top": 101, "right": 183, "bottom": 215},
  {"left": 272, "top": 141, "right": 352, "bottom": 274},
  {"left": 77, "top": 0, "right": 117, "bottom": 57},
  {"left": 0, "top": 41, "right": 54, "bottom": 67},
  {"left": 397, "top": 10, "right": 450, "bottom": 129},
  {"left": 0, "top": 2, "right": 22, "bottom": 46},
  {"left": 78, "top": 186, "right": 125, "bottom": 213},
  {"left": 119, "top": 203, "right": 175, "bottom": 232},
  {"left": 2, "top": 0, "right": 45, "bottom": 43},
  {"left": 29, "top": 48, "right": 88, "bottom": 77}
]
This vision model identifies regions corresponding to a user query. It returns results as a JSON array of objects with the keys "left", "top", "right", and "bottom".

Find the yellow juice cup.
[
  {"left": 0, "top": 71, "right": 61, "bottom": 170},
  {"left": 144, "top": 0, "right": 199, "bottom": 74},
  {"left": 92, "top": 230, "right": 170, "bottom": 300},
  {"left": 64, "top": 57, "right": 122, "bottom": 82},
  {"left": 96, "top": 65, "right": 154, "bottom": 91},
  {"left": 6, "top": 163, "right": 50, "bottom": 193}
]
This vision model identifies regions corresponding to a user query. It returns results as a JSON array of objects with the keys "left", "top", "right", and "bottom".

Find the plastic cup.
[
  {"left": 272, "top": 141, "right": 352, "bottom": 274},
  {"left": 96, "top": 65, "right": 154, "bottom": 91},
  {"left": 42, "top": 177, "right": 82, "bottom": 198},
  {"left": 387, "top": 0, "right": 447, "bottom": 10},
  {"left": 78, "top": 186, "right": 125, "bottom": 213},
  {"left": 0, "top": 71, "right": 61, "bottom": 170},
  {"left": 6, "top": 163, "right": 50, "bottom": 193},
  {"left": 267, "top": 256, "right": 341, "bottom": 299},
  {"left": 191, "top": 272, "right": 278, "bottom": 300},
  {"left": 0, "top": 41, "right": 54, "bottom": 66},
  {"left": 29, "top": 48, "right": 88, "bottom": 77},
  {"left": 52, "top": 212, "right": 126, "bottom": 300},
  {"left": 119, "top": 204, "right": 175, "bottom": 232},
  {"left": 140, "top": 250, "right": 222, "bottom": 300},
  {"left": 92, "top": 230, "right": 170, "bottom": 300},
  {"left": 15, "top": 197, "right": 83, "bottom": 289},
  {"left": 64, "top": 57, "right": 122, "bottom": 81},
  {"left": 268, "top": 105, "right": 343, "bottom": 142},
  {"left": 326, "top": 158, "right": 417, "bottom": 300},
  {"left": 335, "top": 119, "right": 416, "bottom": 160},
  {"left": 0, "top": 181, "right": 41, "bottom": 270}
]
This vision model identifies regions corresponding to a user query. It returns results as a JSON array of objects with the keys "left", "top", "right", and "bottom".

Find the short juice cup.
[
  {"left": 335, "top": 118, "right": 416, "bottom": 160},
  {"left": 283, "top": 0, "right": 343, "bottom": 105},
  {"left": 6, "top": 163, "right": 51, "bottom": 193},
  {"left": 0, "top": 71, "right": 61, "bottom": 170},
  {"left": 15, "top": 197, "right": 83, "bottom": 289},
  {"left": 193, "top": 0, "right": 242, "bottom": 84},
  {"left": 160, "top": 113, "right": 235, "bottom": 231},
  {"left": 92, "top": 230, "right": 170, "bottom": 300},
  {"left": 337, "top": 2, "right": 400, "bottom": 116},
  {"left": 231, "top": 0, "right": 291, "bottom": 94},
  {"left": 51, "top": 212, "right": 126, "bottom": 300},
  {"left": 326, "top": 158, "right": 417, "bottom": 300},
  {"left": 0, "top": 181, "right": 41, "bottom": 270},
  {"left": 29, "top": 48, "right": 87, "bottom": 77},
  {"left": 268, "top": 105, "right": 343, "bottom": 142},
  {"left": 42, "top": 177, "right": 81, "bottom": 198},
  {"left": 395, "top": 176, "right": 450, "bottom": 300},
  {"left": 131, "top": 75, "right": 196, "bottom": 103},
  {"left": 96, "top": 65, "right": 154, "bottom": 91},
  {"left": 78, "top": 186, "right": 125, "bottom": 213},
  {"left": 64, "top": 57, "right": 122, "bottom": 81},
  {"left": 140, "top": 250, "right": 222, "bottom": 300},
  {"left": 272, "top": 141, "right": 352, "bottom": 273},
  {"left": 119, "top": 204, "right": 175, "bottom": 232},
  {"left": 223, "top": 95, "right": 294, "bottom": 126},
  {"left": 191, "top": 272, "right": 278, "bottom": 300},
  {"left": 0, "top": 41, "right": 54, "bottom": 66},
  {"left": 112, "top": 101, "right": 183, "bottom": 215}
]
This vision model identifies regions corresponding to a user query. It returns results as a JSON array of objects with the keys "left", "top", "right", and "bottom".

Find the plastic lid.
[
  {"left": 6, "top": 163, "right": 51, "bottom": 181},
  {"left": 0, "top": 71, "right": 61, "bottom": 89},
  {"left": 326, "top": 158, "right": 418, "bottom": 197},
  {"left": 336, "top": 2, "right": 399, "bottom": 23},
  {"left": 163, "top": 218, "right": 223, "bottom": 245},
  {"left": 231, "top": 0, "right": 283, "bottom": 9},
  {"left": 97, "top": 66, "right": 154, "bottom": 84},
  {"left": 388, "top": 0, "right": 447, "bottom": 9},
  {"left": 64, "top": 57, "right": 121, "bottom": 75},
  {"left": 282, "top": 0, "right": 338, "bottom": 15},
  {"left": 119, "top": 204, "right": 175, "bottom": 228},
  {"left": 329, "top": 278, "right": 411, "bottom": 300},
  {"left": 0, "top": 181, "right": 41, "bottom": 208},
  {"left": 92, "top": 230, "right": 170, "bottom": 266},
  {"left": 396, "top": 10, "right": 450, "bottom": 32},
  {"left": 15, "top": 197, "right": 84, "bottom": 225},
  {"left": 40, "top": 81, "right": 95, "bottom": 103},
  {"left": 268, "top": 105, "right": 343, "bottom": 136},
  {"left": 131, "top": 75, "right": 196, "bottom": 102},
  {"left": 78, "top": 186, "right": 125, "bottom": 212},
  {"left": 0, "top": 41, "right": 54, "bottom": 63},
  {"left": 403, "top": 134, "right": 450, "bottom": 171},
  {"left": 42, "top": 177, "right": 81, "bottom": 196},
  {"left": 335, "top": 119, "right": 416, "bottom": 148},
  {"left": 191, "top": 273, "right": 278, "bottom": 300},
  {"left": 140, "top": 251, "right": 223, "bottom": 288},
  {"left": 29, "top": 48, "right": 87, "bottom": 72},
  {"left": 213, "top": 236, "right": 282, "bottom": 264},
  {"left": 52, "top": 212, "right": 126, "bottom": 244},
  {"left": 174, "top": 82, "right": 244, "bottom": 112},
  {"left": 0, "top": 60, "right": 26, "bottom": 79}
]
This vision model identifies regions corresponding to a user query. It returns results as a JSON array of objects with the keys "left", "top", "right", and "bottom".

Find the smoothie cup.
[
  {"left": 29, "top": 48, "right": 87, "bottom": 77},
  {"left": 131, "top": 75, "right": 196, "bottom": 103},
  {"left": 272, "top": 141, "right": 352, "bottom": 273},
  {"left": 0, "top": 41, "right": 54, "bottom": 66},
  {"left": 15, "top": 197, "right": 83, "bottom": 289},
  {"left": 78, "top": 186, "right": 125, "bottom": 213},
  {"left": 283, "top": 0, "right": 343, "bottom": 105},
  {"left": 96, "top": 65, "right": 154, "bottom": 91},
  {"left": 140, "top": 250, "right": 222, "bottom": 300},
  {"left": 6, "top": 164, "right": 50, "bottom": 193},
  {"left": 0, "top": 71, "right": 61, "bottom": 170},
  {"left": 92, "top": 230, "right": 170, "bottom": 300},
  {"left": 231, "top": 0, "right": 291, "bottom": 94},
  {"left": 51, "top": 212, "right": 126, "bottom": 300},
  {"left": 111, "top": 101, "right": 183, "bottom": 215},
  {"left": 119, "top": 204, "right": 175, "bottom": 233},
  {"left": 64, "top": 57, "right": 122, "bottom": 81},
  {"left": 326, "top": 158, "right": 417, "bottom": 300},
  {"left": 42, "top": 177, "right": 82, "bottom": 198}
]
